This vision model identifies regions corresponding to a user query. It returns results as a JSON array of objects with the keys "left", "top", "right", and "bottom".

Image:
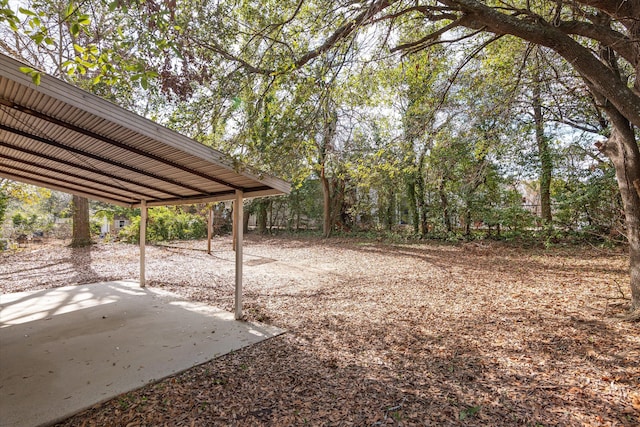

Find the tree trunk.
[
  {"left": 416, "top": 153, "right": 429, "bottom": 237},
  {"left": 464, "top": 206, "right": 472, "bottom": 237},
  {"left": 596, "top": 113, "right": 640, "bottom": 312},
  {"left": 269, "top": 200, "right": 280, "bottom": 233},
  {"left": 591, "top": 28, "right": 640, "bottom": 313},
  {"left": 419, "top": 198, "right": 429, "bottom": 236},
  {"left": 243, "top": 206, "right": 250, "bottom": 234},
  {"left": 532, "top": 67, "right": 553, "bottom": 224},
  {"left": 387, "top": 194, "right": 395, "bottom": 231},
  {"left": 330, "top": 177, "right": 347, "bottom": 232},
  {"left": 406, "top": 177, "right": 420, "bottom": 234},
  {"left": 319, "top": 106, "right": 337, "bottom": 238},
  {"left": 320, "top": 164, "right": 332, "bottom": 237},
  {"left": 70, "top": 195, "right": 92, "bottom": 247},
  {"left": 256, "top": 199, "right": 268, "bottom": 235},
  {"left": 439, "top": 182, "right": 452, "bottom": 233}
]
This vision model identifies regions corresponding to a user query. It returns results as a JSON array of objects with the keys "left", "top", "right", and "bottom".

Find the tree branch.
[
  {"left": 390, "top": 17, "right": 470, "bottom": 53},
  {"left": 557, "top": 20, "right": 636, "bottom": 65},
  {"left": 369, "top": 5, "right": 458, "bottom": 24},
  {"left": 190, "top": 38, "right": 271, "bottom": 75},
  {"left": 294, "top": 0, "right": 391, "bottom": 70},
  {"left": 574, "top": 0, "right": 640, "bottom": 20},
  {"left": 434, "top": 34, "right": 504, "bottom": 118},
  {"left": 437, "top": 0, "right": 640, "bottom": 128}
]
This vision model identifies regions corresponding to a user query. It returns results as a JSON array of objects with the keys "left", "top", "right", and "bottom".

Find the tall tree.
[
  {"left": 478, "top": 37, "right": 606, "bottom": 228},
  {"left": 70, "top": 194, "right": 90, "bottom": 247},
  {"left": 396, "top": 48, "right": 451, "bottom": 236},
  {"left": 531, "top": 52, "right": 553, "bottom": 225}
]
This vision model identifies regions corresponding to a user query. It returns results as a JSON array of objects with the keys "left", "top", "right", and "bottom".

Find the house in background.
[
  {"left": 519, "top": 182, "right": 542, "bottom": 217},
  {"left": 100, "top": 216, "right": 130, "bottom": 236}
]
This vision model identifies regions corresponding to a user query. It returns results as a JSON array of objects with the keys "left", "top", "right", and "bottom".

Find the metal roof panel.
[{"left": 0, "top": 53, "right": 290, "bottom": 205}]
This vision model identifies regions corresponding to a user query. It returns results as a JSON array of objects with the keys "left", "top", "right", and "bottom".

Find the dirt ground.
[{"left": 1, "top": 235, "right": 639, "bottom": 426}]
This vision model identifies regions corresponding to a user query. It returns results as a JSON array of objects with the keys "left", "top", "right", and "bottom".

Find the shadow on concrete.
[{"left": 0, "top": 281, "right": 283, "bottom": 427}]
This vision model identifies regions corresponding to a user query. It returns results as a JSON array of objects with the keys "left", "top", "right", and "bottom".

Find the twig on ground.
[
  {"left": 623, "top": 309, "right": 640, "bottom": 322},
  {"left": 613, "top": 280, "right": 626, "bottom": 299}
]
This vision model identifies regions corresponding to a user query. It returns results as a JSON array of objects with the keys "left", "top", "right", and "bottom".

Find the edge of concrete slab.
[
  {"left": 0, "top": 281, "right": 285, "bottom": 427},
  {"left": 45, "top": 331, "right": 285, "bottom": 427}
]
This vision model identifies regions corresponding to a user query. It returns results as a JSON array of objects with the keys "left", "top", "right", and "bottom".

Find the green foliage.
[
  {"left": 552, "top": 164, "right": 623, "bottom": 239},
  {"left": 0, "top": 182, "right": 51, "bottom": 206},
  {"left": 10, "top": 211, "right": 49, "bottom": 234},
  {"left": 12, "top": 212, "right": 26, "bottom": 227},
  {"left": 0, "top": 182, "right": 58, "bottom": 237},
  {"left": 285, "top": 180, "right": 323, "bottom": 230},
  {"left": 0, "top": 0, "right": 19, "bottom": 30},
  {"left": 459, "top": 405, "right": 481, "bottom": 421},
  {"left": 2, "top": 0, "right": 176, "bottom": 101},
  {"left": 0, "top": 190, "right": 7, "bottom": 226},
  {"left": 119, "top": 206, "right": 207, "bottom": 243},
  {"left": 499, "top": 205, "right": 537, "bottom": 233},
  {"left": 90, "top": 219, "right": 102, "bottom": 236}
]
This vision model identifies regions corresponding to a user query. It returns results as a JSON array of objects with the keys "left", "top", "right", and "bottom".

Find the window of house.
[{"left": 118, "top": 220, "right": 126, "bottom": 228}]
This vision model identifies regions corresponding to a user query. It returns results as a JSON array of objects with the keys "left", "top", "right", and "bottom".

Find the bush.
[
  {"left": 119, "top": 206, "right": 207, "bottom": 243},
  {"left": 500, "top": 205, "right": 537, "bottom": 233}
]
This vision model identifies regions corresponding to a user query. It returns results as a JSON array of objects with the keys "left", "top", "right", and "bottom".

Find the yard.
[{"left": 1, "top": 235, "right": 639, "bottom": 426}]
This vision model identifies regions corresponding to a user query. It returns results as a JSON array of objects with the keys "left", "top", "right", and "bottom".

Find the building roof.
[{"left": 0, "top": 53, "right": 290, "bottom": 207}]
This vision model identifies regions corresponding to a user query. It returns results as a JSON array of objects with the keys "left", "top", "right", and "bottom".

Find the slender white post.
[
  {"left": 207, "top": 205, "right": 213, "bottom": 254},
  {"left": 234, "top": 190, "right": 243, "bottom": 320},
  {"left": 139, "top": 200, "right": 147, "bottom": 287},
  {"left": 232, "top": 203, "right": 237, "bottom": 252}
]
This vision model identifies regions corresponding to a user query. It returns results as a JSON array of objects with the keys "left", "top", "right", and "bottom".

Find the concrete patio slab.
[{"left": 0, "top": 281, "right": 283, "bottom": 427}]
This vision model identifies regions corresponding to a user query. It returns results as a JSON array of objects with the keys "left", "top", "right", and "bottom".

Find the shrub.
[{"left": 119, "top": 206, "right": 207, "bottom": 243}]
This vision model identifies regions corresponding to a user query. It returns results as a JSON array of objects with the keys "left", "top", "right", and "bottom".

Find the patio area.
[{"left": 0, "top": 280, "right": 283, "bottom": 427}]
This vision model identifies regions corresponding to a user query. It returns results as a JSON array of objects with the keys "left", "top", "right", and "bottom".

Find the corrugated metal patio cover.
[{"left": 0, "top": 54, "right": 290, "bottom": 207}]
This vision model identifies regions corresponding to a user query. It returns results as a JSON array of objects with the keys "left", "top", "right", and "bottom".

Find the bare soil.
[{"left": 1, "top": 235, "right": 638, "bottom": 426}]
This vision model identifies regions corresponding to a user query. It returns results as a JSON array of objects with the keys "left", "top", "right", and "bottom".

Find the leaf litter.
[{"left": 1, "top": 235, "right": 638, "bottom": 426}]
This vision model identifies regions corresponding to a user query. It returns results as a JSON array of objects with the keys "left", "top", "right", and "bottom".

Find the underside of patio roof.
[{"left": 0, "top": 53, "right": 290, "bottom": 207}]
